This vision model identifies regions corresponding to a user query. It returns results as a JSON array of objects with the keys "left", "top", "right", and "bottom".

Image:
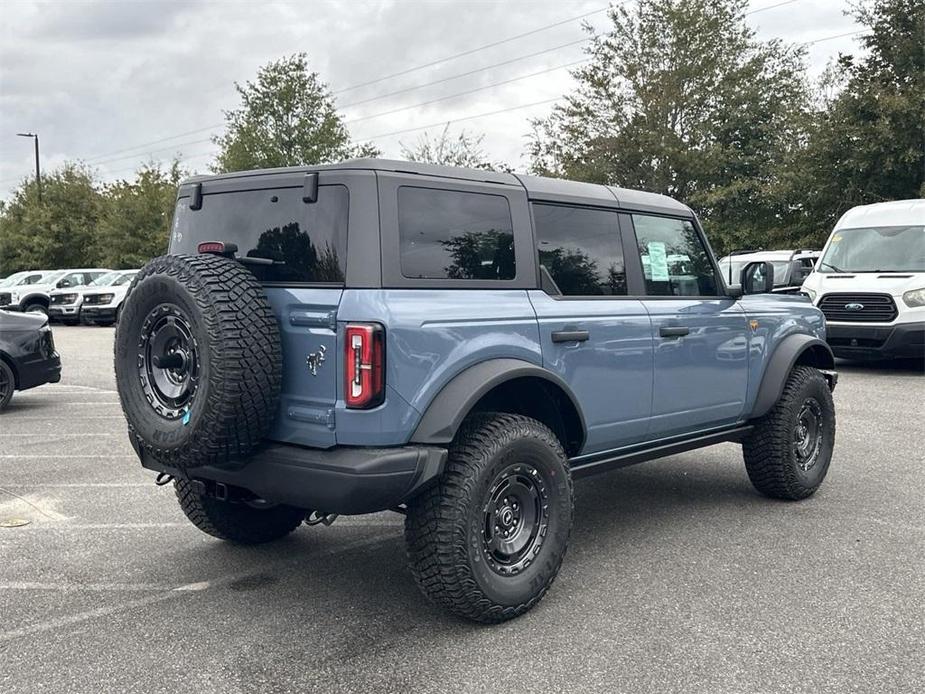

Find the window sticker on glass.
[{"left": 647, "top": 241, "right": 670, "bottom": 281}]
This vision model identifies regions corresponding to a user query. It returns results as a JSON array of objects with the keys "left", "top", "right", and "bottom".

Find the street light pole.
[{"left": 16, "top": 132, "right": 42, "bottom": 203}]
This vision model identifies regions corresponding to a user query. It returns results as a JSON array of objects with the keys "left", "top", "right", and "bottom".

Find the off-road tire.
[
  {"left": 405, "top": 413, "right": 573, "bottom": 623},
  {"left": 743, "top": 366, "right": 835, "bottom": 500},
  {"left": 114, "top": 254, "right": 281, "bottom": 471},
  {"left": 174, "top": 480, "right": 304, "bottom": 544},
  {"left": 23, "top": 302, "right": 47, "bottom": 316},
  {"left": 0, "top": 359, "right": 15, "bottom": 411}
]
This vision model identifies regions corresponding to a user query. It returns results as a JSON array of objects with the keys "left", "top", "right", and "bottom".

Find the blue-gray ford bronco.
[{"left": 115, "top": 159, "right": 838, "bottom": 623}]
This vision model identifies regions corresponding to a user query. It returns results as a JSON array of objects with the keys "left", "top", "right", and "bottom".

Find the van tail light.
[{"left": 344, "top": 323, "right": 385, "bottom": 409}]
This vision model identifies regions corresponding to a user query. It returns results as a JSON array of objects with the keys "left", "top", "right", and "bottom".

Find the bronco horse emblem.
[{"left": 306, "top": 345, "right": 326, "bottom": 376}]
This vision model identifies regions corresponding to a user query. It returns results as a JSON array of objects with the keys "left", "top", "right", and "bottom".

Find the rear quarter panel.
[{"left": 334, "top": 289, "right": 542, "bottom": 445}]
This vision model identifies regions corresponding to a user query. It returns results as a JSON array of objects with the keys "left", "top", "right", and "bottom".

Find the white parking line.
[
  {"left": 2, "top": 415, "right": 123, "bottom": 420},
  {"left": 0, "top": 436, "right": 125, "bottom": 441},
  {"left": 1, "top": 483, "right": 150, "bottom": 488},
  {"left": 0, "top": 581, "right": 173, "bottom": 592},
  {"left": 0, "top": 455, "right": 128, "bottom": 459}
]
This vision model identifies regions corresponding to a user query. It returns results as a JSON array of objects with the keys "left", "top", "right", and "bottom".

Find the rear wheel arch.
[
  {"left": 752, "top": 335, "right": 835, "bottom": 419},
  {"left": 409, "top": 359, "right": 586, "bottom": 456}
]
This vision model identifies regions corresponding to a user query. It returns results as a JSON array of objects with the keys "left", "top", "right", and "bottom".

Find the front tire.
[
  {"left": 405, "top": 413, "right": 573, "bottom": 623},
  {"left": 743, "top": 366, "right": 836, "bottom": 500},
  {"left": 174, "top": 480, "right": 305, "bottom": 544}
]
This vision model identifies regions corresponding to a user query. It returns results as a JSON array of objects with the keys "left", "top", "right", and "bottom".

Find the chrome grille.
[{"left": 819, "top": 293, "right": 897, "bottom": 323}]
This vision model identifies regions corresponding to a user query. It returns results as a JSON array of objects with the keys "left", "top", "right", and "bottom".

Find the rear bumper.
[
  {"left": 17, "top": 353, "right": 62, "bottom": 390},
  {"left": 827, "top": 321, "right": 925, "bottom": 359},
  {"left": 139, "top": 442, "right": 448, "bottom": 515}
]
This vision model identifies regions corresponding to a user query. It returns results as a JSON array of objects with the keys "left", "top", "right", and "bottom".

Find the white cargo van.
[{"left": 801, "top": 199, "right": 924, "bottom": 360}]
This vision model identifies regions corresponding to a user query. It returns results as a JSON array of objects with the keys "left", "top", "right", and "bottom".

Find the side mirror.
[
  {"left": 740, "top": 261, "right": 774, "bottom": 294},
  {"left": 790, "top": 261, "right": 812, "bottom": 285}
]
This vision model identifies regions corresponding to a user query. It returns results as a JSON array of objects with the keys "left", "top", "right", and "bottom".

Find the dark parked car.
[
  {"left": 115, "top": 159, "right": 837, "bottom": 623},
  {"left": 0, "top": 310, "right": 61, "bottom": 410}
]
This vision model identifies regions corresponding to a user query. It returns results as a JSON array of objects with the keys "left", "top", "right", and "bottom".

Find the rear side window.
[
  {"left": 532, "top": 203, "right": 627, "bottom": 296},
  {"left": 632, "top": 214, "right": 718, "bottom": 296},
  {"left": 170, "top": 185, "right": 348, "bottom": 284},
  {"left": 398, "top": 186, "right": 515, "bottom": 280}
]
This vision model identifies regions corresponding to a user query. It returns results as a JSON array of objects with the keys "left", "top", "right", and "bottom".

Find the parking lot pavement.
[{"left": 0, "top": 325, "right": 922, "bottom": 693}]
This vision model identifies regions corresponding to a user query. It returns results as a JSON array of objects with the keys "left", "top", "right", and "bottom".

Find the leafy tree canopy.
[
  {"left": 97, "top": 160, "right": 186, "bottom": 269},
  {"left": 213, "top": 53, "right": 379, "bottom": 172},
  {"left": 0, "top": 164, "right": 103, "bottom": 275},
  {"left": 401, "top": 124, "right": 511, "bottom": 172}
]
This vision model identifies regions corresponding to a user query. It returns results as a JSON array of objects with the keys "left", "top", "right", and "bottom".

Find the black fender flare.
[
  {"left": 409, "top": 358, "right": 587, "bottom": 448},
  {"left": 18, "top": 292, "right": 49, "bottom": 308},
  {"left": 752, "top": 334, "right": 835, "bottom": 418}
]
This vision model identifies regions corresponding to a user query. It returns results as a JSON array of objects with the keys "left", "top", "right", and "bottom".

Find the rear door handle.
[
  {"left": 659, "top": 326, "right": 690, "bottom": 338},
  {"left": 551, "top": 330, "right": 590, "bottom": 343}
]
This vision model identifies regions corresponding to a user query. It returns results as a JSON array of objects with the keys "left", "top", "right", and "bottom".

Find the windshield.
[
  {"left": 40, "top": 270, "right": 65, "bottom": 284},
  {"left": 719, "top": 258, "right": 791, "bottom": 286},
  {"left": 819, "top": 225, "right": 925, "bottom": 273},
  {"left": 0, "top": 272, "right": 27, "bottom": 287},
  {"left": 90, "top": 271, "right": 120, "bottom": 286},
  {"left": 113, "top": 272, "right": 136, "bottom": 286}
]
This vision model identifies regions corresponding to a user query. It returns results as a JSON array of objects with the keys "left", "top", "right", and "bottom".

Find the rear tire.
[
  {"left": 405, "top": 413, "right": 573, "bottom": 623},
  {"left": 23, "top": 303, "right": 47, "bottom": 316},
  {"left": 174, "top": 480, "right": 305, "bottom": 544},
  {"left": 743, "top": 366, "right": 836, "bottom": 500}
]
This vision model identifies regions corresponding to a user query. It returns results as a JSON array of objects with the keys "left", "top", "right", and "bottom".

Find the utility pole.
[{"left": 16, "top": 132, "right": 42, "bottom": 203}]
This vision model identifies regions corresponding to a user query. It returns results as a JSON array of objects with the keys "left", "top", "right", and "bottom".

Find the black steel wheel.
[
  {"left": 743, "top": 366, "right": 836, "bottom": 500},
  {"left": 138, "top": 304, "right": 201, "bottom": 420},
  {"left": 481, "top": 463, "right": 549, "bottom": 576},
  {"left": 0, "top": 359, "right": 15, "bottom": 411},
  {"left": 405, "top": 412, "right": 573, "bottom": 623}
]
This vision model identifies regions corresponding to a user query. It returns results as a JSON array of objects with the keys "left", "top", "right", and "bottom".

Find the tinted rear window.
[
  {"left": 170, "top": 185, "right": 348, "bottom": 284},
  {"left": 398, "top": 186, "right": 515, "bottom": 280}
]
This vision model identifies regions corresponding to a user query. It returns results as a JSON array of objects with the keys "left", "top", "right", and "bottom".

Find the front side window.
[
  {"left": 532, "top": 203, "right": 627, "bottom": 296},
  {"left": 633, "top": 215, "right": 718, "bottom": 296},
  {"left": 398, "top": 187, "right": 515, "bottom": 280},
  {"left": 171, "top": 185, "right": 349, "bottom": 284}
]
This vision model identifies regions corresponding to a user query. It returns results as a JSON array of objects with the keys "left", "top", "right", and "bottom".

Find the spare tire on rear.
[{"left": 114, "top": 254, "right": 281, "bottom": 471}]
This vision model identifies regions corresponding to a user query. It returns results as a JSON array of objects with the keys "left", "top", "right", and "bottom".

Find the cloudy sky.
[{"left": 0, "top": 0, "right": 866, "bottom": 198}]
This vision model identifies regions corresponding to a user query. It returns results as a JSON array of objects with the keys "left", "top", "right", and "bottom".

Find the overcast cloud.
[{"left": 0, "top": 0, "right": 864, "bottom": 197}]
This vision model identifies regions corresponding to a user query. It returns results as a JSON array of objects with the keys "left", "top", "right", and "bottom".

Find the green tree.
[
  {"left": 0, "top": 164, "right": 103, "bottom": 275},
  {"left": 528, "top": 0, "right": 811, "bottom": 254},
  {"left": 213, "top": 53, "right": 379, "bottom": 173},
  {"left": 401, "top": 124, "right": 511, "bottom": 171},
  {"left": 790, "top": 0, "right": 925, "bottom": 243},
  {"left": 97, "top": 161, "right": 185, "bottom": 269}
]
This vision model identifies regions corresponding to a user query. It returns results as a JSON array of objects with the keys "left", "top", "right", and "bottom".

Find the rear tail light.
[{"left": 344, "top": 323, "right": 385, "bottom": 409}]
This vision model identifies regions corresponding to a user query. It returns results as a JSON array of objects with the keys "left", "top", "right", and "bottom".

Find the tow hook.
[{"left": 305, "top": 511, "right": 339, "bottom": 526}]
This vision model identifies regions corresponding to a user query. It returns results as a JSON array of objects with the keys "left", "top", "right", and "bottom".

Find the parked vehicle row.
[
  {"left": 0, "top": 267, "right": 139, "bottom": 325},
  {"left": 719, "top": 249, "right": 819, "bottom": 293}
]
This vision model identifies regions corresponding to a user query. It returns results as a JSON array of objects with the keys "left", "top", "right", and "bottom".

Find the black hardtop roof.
[{"left": 180, "top": 158, "right": 691, "bottom": 216}]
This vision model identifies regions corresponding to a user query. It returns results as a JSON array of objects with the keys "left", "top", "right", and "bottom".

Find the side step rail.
[{"left": 569, "top": 425, "right": 754, "bottom": 480}]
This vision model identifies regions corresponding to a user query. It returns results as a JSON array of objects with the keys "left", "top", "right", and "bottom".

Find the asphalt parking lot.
[{"left": 1, "top": 325, "right": 922, "bottom": 693}]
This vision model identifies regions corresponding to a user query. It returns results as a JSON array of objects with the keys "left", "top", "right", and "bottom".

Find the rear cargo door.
[{"left": 170, "top": 173, "right": 354, "bottom": 448}]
